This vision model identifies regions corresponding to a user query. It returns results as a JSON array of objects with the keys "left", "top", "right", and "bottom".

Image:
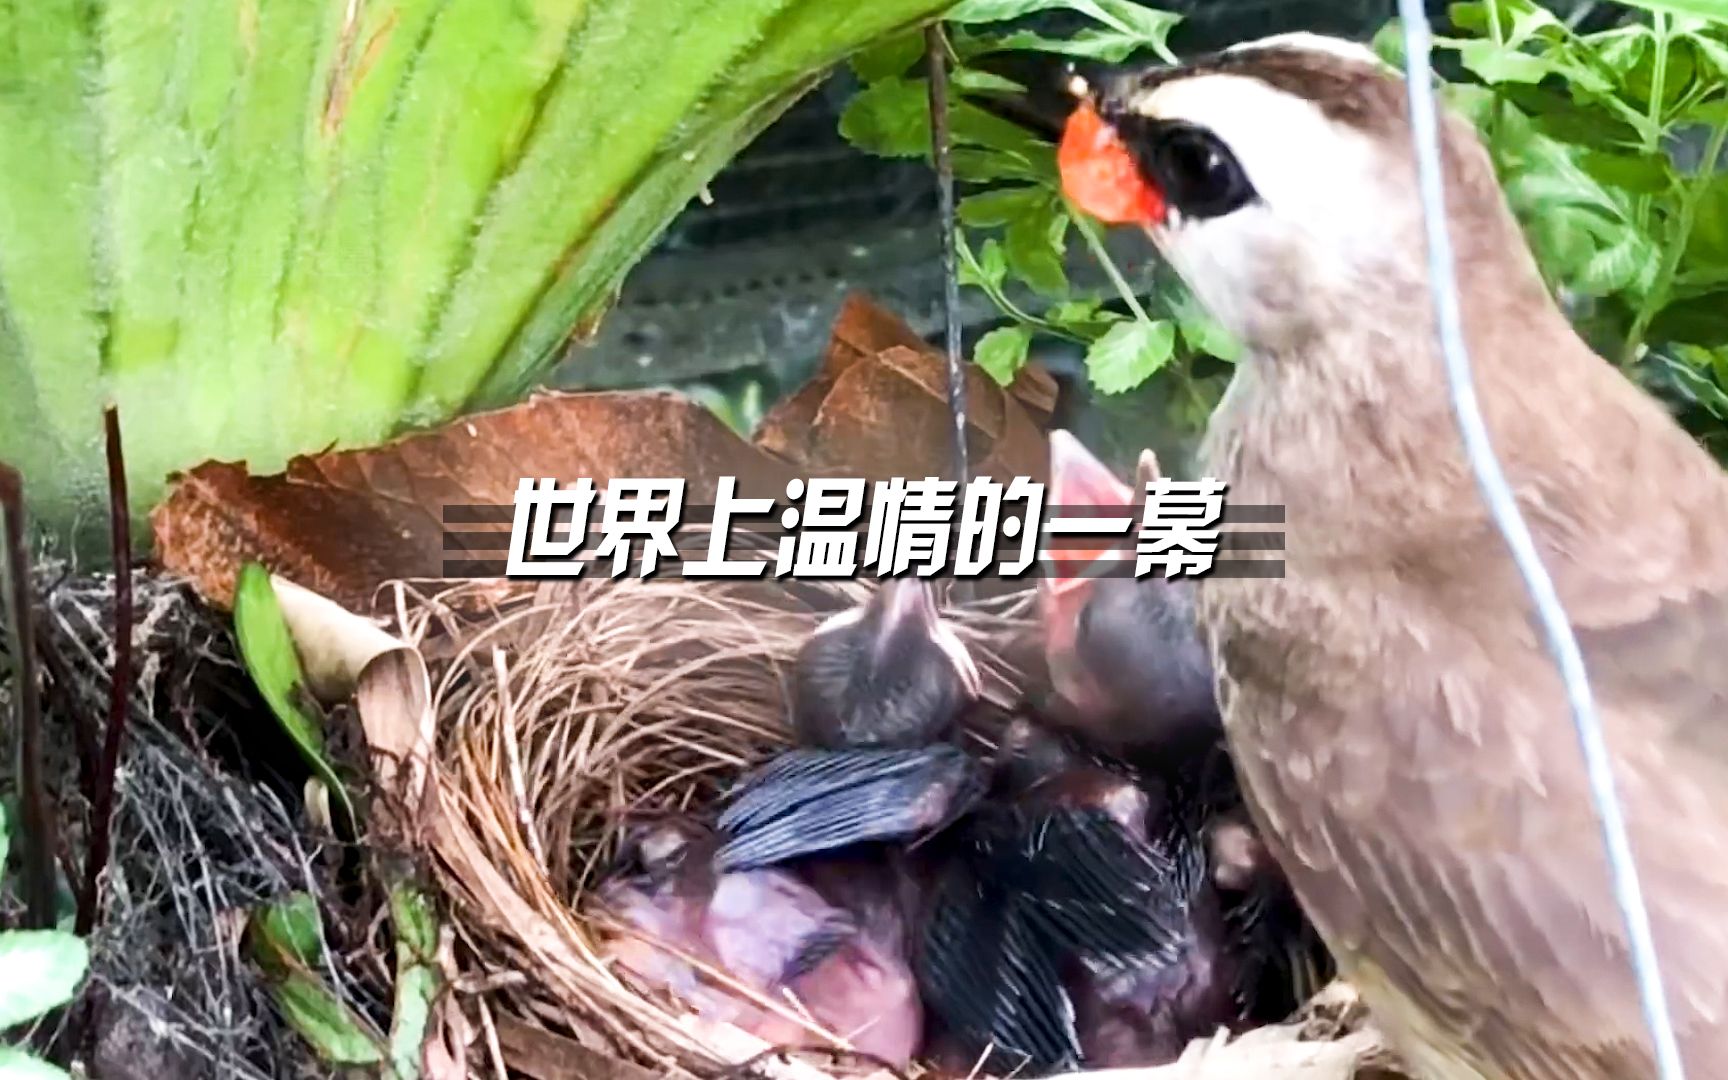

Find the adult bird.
[{"left": 1058, "top": 31, "right": 1728, "bottom": 1080}]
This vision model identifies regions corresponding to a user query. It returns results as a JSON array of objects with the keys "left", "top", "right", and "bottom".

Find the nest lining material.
[{"left": 380, "top": 576, "right": 1398, "bottom": 1080}]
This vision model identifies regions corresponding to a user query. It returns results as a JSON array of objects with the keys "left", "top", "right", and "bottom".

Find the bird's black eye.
[{"left": 1149, "top": 124, "right": 1256, "bottom": 220}]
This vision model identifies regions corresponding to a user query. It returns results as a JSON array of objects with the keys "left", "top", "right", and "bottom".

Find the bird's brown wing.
[{"left": 1211, "top": 567, "right": 1728, "bottom": 1080}]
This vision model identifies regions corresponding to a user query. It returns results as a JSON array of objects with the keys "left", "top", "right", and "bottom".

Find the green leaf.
[
  {"left": 1687, "top": 32, "right": 1728, "bottom": 79},
  {"left": 388, "top": 884, "right": 441, "bottom": 1080},
  {"left": 1454, "top": 40, "right": 1557, "bottom": 85},
  {"left": 1591, "top": 24, "right": 1653, "bottom": 78},
  {"left": 951, "top": 68, "right": 1026, "bottom": 94},
  {"left": 1046, "top": 298, "right": 1110, "bottom": 333},
  {"left": 274, "top": 974, "right": 387, "bottom": 1065},
  {"left": 1372, "top": 19, "right": 1408, "bottom": 68},
  {"left": 249, "top": 894, "right": 386, "bottom": 1067},
  {"left": 951, "top": 0, "right": 1179, "bottom": 59},
  {"left": 1650, "top": 288, "right": 1728, "bottom": 342},
  {"left": 953, "top": 145, "right": 1043, "bottom": 183},
  {"left": 1086, "top": 320, "right": 1177, "bottom": 394},
  {"left": 951, "top": 101, "right": 1053, "bottom": 159},
  {"left": 1177, "top": 311, "right": 1244, "bottom": 362},
  {"left": 957, "top": 234, "right": 1010, "bottom": 291},
  {"left": 1578, "top": 150, "right": 1676, "bottom": 195},
  {"left": 837, "top": 77, "right": 930, "bottom": 158},
  {"left": 1686, "top": 175, "right": 1728, "bottom": 266},
  {"left": 1649, "top": 348, "right": 1728, "bottom": 419},
  {"left": 1089, "top": 0, "right": 1181, "bottom": 48},
  {"left": 1003, "top": 199, "right": 1070, "bottom": 296},
  {"left": 1447, "top": 0, "right": 1562, "bottom": 47},
  {"left": 233, "top": 564, "right": 357, "bottom": 830},
  {"left": 1613, "top": 0, "right": 1728, "bottom": 21},
  {"left": 1576, "top": 230, "right": 1658, "bottom": 295},
  {"left": 988, "top": 27, "right": 1151, "bottom": 62},
  {"left": 0, "top": 931, "right": 88, "bottom": 1029},
  {"left": 1, "top": 0, "right": 963, "bottom": 531},
  {"left": 252, "top": 893, "right": 327, "bottom": 968},
  {"left": 851, "top": 29, "right": 926, "bottom": 82},
  {"left": 958, "top": 186, "right": 1048, "bottom": 227},
  {"left": 946, "top": 0, "right": 1088, "bottom": 24},
  {"left": 1683, "top": 98, "right": 1728, "bottom": 125},
  {"left": 973, "top": 326, "right": 1034, "bottom": 384},
  {"left": 0, "top": 1047, "right": 73, "bottom": 1080}
]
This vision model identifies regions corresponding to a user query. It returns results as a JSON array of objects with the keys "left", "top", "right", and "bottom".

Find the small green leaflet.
[
  {"left": 957, "top": 234, "right": 1009, "bottom": 291},
  {"left": 232, "top": 563, "right": 358, "bottom": 832},
  {"left": 974, "top": 325, "right": 1033, "bottom": 383},
  {"left": 248, "top": 894, "right": 386, "bottom": 1067},
  {"left": 1086, "top": 320, "right": 1177, "bottom": 394},
  {"left": 1004, "top": 200, "right": 1070, "bottom": 296},
  {"left": 959, "top": 186, "right": 1046, "bottom": 228},
  {"left": 388, "top": 884, "right": 442, "bottom": 1080},
  {"left": 0, "top": 931, "right": 89, "bottom": 1030},
  {"left": 837, "top": 77, "right": 930, "bottom": 158}
]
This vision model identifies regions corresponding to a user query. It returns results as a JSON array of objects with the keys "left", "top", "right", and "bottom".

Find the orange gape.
[{"left": 1058, "top": 102, "right": 1166, "bottom": 226}]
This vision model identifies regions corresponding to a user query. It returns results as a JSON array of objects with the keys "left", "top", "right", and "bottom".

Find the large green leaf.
[
  {"left": 0, "top": 931, "right": 88, "bottom": 1029},
  {"left": 0, "top": 0, "right": 954, "bottom": 537},
  {"left": 0, "top": 1047, "right": 72, "bottom": 1080}
]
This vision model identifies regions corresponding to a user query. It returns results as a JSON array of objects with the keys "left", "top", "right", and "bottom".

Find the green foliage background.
[{"left": 839, "top": 0, "right": 1728, "bottom": 460}]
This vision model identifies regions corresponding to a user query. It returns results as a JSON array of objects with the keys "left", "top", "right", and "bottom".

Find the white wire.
[{"left": 1393, "top": 4, "right": 1686, "bottom": 1077}]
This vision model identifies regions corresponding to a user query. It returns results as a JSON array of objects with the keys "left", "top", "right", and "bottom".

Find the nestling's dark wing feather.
[
  {"left": 918, "top": 862, "right": 1083, "bottom": 1075},
  {"left": 715, "top": 746, "right": 986, "bottom": 871},
  {"left": 968, "top": 805, "right": 1185, "bottom": 962}
]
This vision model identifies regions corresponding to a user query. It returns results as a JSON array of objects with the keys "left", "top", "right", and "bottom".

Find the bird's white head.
[{"left": 1062, "top": 35, "right": 1515, "bottom": 355}]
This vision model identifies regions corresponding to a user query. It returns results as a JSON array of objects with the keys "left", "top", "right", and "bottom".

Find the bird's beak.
[
  {"left": 1058, "top": 98, "right": 1167, "bottom": 227},
  {"left": 1040, "top": 431, "right": 1136, "bottom": 619},
  {"left": 873, "top": 578, "right": 984, "bottom": 700}
]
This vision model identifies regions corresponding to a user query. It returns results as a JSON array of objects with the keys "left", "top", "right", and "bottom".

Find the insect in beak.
[{"left": 1057, "top": 90, "right": 1168, "bottom": 228}]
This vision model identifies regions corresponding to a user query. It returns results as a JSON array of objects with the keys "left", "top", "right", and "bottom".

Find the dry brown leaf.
[
  {"left": 754, "top": 292, "right": 1057, "bottom": 477},
  {"left": 265, "top": 575, "right": 435, "bottom": 826},
  {"left": 154, "top": 294, "right": 1059, "bottom": 618},
  {"left": 492, "top": 1012, "right": 659, "bottom": 1080},
  {"left": 153, "top": 390, "right": 798, "bottom": 611}
]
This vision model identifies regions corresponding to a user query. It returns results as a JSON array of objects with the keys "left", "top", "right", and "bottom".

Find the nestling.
[
  {"left": 1039, "top": 430, "right": 1218, "bottom": 754},
  {"left": 715, "top": 578, "right": 987, "bottom": 871},
  {"left": 1063, "top": 32, "right": 1728, "bottom": 1080},
  {"left": 596, "top": 818, "right": 923, "bottom": 1065}
]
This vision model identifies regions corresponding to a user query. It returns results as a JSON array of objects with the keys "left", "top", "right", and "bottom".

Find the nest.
[{"left": 391, "top": 577, "right": 1402, "bottom": 1080}]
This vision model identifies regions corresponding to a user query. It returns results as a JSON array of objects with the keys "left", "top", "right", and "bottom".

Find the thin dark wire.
[
  {"left": 79, "top": 405, "right": 134, "bottom": 935},
  {"left": 1, "top": 464, "right": 56, "bottom": 928},
  {"left": 1393, "top": 5, "right": 1686, "bottom": 1076},
  {"left": 927, "top": 24, "right": 973, "bottom": 601}
]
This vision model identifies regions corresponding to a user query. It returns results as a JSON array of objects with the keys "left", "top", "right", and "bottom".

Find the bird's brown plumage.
[{"left": 1095, "top": 39, "right": 1728, "bottom": 1080}]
